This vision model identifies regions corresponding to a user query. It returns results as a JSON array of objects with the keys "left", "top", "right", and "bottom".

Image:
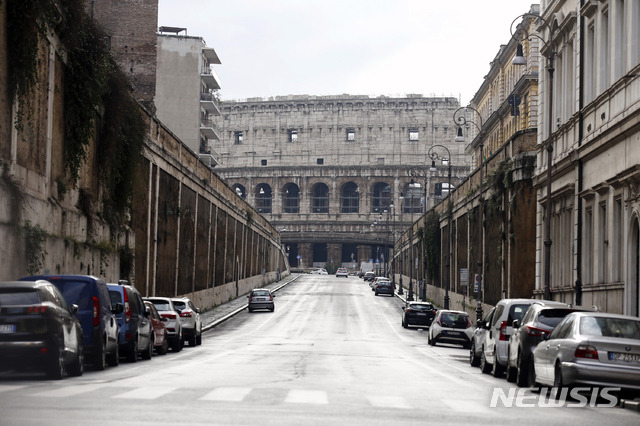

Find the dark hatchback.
[
  {"left": 0, "top": 280, "right": 84, "bottom": 379},
  {"left": 402, "top": 302, "right": 437, "bottom": 328},
  {"left": 108, "top": 282, "right": 153, "bottom": 362}
]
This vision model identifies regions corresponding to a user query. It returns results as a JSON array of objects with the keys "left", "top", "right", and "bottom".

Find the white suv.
[
  {"left": 336, "top": 268, "right": 349, "bottom": 278},
  {"left": 172, "top": 297, "right": 202, "bottom": 347},
  {"left": 479, "top": 298, "right": 536, "bottom": 377}
]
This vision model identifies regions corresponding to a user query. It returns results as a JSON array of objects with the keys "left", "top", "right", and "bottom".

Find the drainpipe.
[{"left": 575, "top": 0, "right": 585, "bottom": 306}]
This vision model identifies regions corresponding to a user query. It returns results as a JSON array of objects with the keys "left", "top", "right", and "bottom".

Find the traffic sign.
[
  {"left": 460, "top": 268, "right": 469, "bottom": 287},
  {"left": 474, "top": 274, "right": 482, "bottom": 293}
]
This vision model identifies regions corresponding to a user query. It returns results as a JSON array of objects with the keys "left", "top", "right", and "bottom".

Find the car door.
[
  {"left": 45, "top": 284, "right": 79, "bottom": 359},
  {"left": 485, "top": 305, "right": 504, "bottom": 363},
  {"left": 133, "top": 292, "right": 152, "bottom": 349},
  {"left": 536, "top": 316, "right": 574, "bottom": 383}
]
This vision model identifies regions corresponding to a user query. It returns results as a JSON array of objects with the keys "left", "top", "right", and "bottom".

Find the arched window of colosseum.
[
  {"left": 341, "top": 182, "right": 360, "bottom": 213},
  {"left": 232, "top": 184, "right": 246, "bottom": 199},
  {"left": 311, "top": 183, "right": 329, "bottom": 213},
  {"left": 372, "top": 182, "right": 392, "bottom": 213},
  {"left": 283, "top": 183, "right": 300, "bottom": 213},
  {"left": 255, "top": 184, "right": 272, "bottom": 214}
]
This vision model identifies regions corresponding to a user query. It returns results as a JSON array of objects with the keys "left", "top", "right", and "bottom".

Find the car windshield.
[
  {"left": 0, "top": 289, "right": 40, "bottom": 306},
  {"left": 579, "top": 316, "right": 640, "bottom": 339},
  {"left": 148, "top": 300, "right": 171, "bottom": 311},
  {"left": 538, "top": 309, "right": 577, "bottom": 328},
  {"left": 252, "top": 291, "right": 270, "bottom": 297}
]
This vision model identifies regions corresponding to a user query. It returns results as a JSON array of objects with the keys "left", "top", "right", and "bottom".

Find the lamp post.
[
  {"left": 454, "top": 106, "right": 484, "bottom": 322},
  {"left": 429, "top": 144, "right": 452, "bottom": 310},
  {"left": 511, "top": 13, "right": 554, "bottom": 301},
  {"left": 406, "top": 182, "right": 419, "bottom": 302}
]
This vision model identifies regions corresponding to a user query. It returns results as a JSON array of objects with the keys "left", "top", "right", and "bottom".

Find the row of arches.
[{"left": 232, "top": 181, "right": 427, "bottom": 214}]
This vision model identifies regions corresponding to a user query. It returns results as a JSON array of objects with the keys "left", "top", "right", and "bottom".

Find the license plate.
[
  {"left": 256, "top": 298, "right": 265, "bottom": 301},
  {"left": 417, "top": 313, "right": 426, "bottom": 316},
  {"left": 445, "top": 331, "right": 461, "bottom": 336},
  {"left": 0, "top": 324, "right": 16, "bottom": 334},
  {"left": 609, "top": 352, "right": 640, "bottom": 363}
]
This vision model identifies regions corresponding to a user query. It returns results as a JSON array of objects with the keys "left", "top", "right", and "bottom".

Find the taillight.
[
  {"left": 269, "top": 294, "right": 273, "bottom": 301},
  {"left": 27, "top": 305, "right": 47, "bottom": 314},
  {"left": 180, "top": 311, "right": 192, "bottom": 318},
  {"left": 124, "top": 290, "right": 131, "bottom": 323},
  {"left": 526, "top": 325, "right": 548, "bottom": 337},
  {"left": 161, "top": 313, "right": 177, "bottom": 320},
  {"left": 405, "top": 308, "right": 413, "bottom": 314},
  {"left": 575, "top": 345, "right": 598, "bottom": 359},
  {"left": 499, "top": 321, "right": 508, "bottom": 341},
  {"left": 466, "top": 317, "right": 472, "bottom": 328},
  {"left": 93, "top": 296, "right": 100, "bottom": 327}
]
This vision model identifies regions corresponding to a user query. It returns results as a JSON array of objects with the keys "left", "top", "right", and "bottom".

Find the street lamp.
[
  {"left": 406, "top": 181, "right": 419, "bottom": 302},
  {"left": 511, "top": 13, "right": 554, "bottom": 301},
  {"left": 429, "top": 144, "right": 452, "bottom": 310},
  {"left": 454, "top": 106, "right": 484, "bottom": 322}
]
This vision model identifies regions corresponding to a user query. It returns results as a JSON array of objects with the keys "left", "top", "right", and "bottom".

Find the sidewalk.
[{"left": 200, "top": 273, "right": 302, "bottom": 331}]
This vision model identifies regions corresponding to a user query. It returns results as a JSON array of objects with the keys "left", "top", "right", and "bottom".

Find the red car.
[{"left": 144, "top": 301, "right": 169, "bottom": 355}]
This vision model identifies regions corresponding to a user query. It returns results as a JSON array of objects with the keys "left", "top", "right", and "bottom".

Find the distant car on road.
[
  {"left": 336, "top": 268, "right": 349, "bottom": 278},
  {"left": 311, "top": 268, "right": 328, "bottom": 275},
  {"left": 172, "top": 297, "right": 202, "bottom": 346},
  {"left": 533, "top": 312, "right": 640, "bottom": 392},
  {"left": 402, "top": 302, "right": 436, "bottom": 328},
  {"left": 363, "top": 272, "right": 375, "bottom": 282},
  {"left": 0, "top": 280, "right": 84, "bottom": 379},
  {"left": 144, "top": 297, "right": 183, "bottom": 352},
  {"left": 374, "top": 280, "right": 394, "bottom": 296},
  {"left": 247, "top": 288, "right": 275, "bottom": 312},
  {"left": 428, "top": 310, "right": 473, "bottom": 348}
]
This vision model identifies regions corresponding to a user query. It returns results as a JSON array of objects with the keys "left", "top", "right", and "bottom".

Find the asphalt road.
[{"left": 0, "top": 275, "right": 638, "bottom": 425}]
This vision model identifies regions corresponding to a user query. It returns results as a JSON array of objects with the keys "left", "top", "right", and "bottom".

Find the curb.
[{"left": 202, "top": 274, "right": 301, "bottom": 332}]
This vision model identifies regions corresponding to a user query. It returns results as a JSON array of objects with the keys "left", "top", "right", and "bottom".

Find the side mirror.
[
  {"left": 195, "top": 308, "right": 200, "bottom": 314},
  {"left": 246, "top": 295, "right": 250, "bottom": 299},
  {"left": 402, "top": 306, "right": 406, "bottom": 311},
  {"left": 145, "top": 306, "right": 151, "bottom": 316},
  {"left": 112, "top": 303, "right": 124, "bottom": 314},
  {"left": 272, "top": 294, "right": 276, "bottom": 298},
  {"left": 70, "top": 304, "right": 79, "bottom": 315},
  {"left": 512, "top": 319, "right": 520, "bottom": 329}
]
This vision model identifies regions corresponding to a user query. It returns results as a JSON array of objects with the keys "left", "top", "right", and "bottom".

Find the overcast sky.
[{"left": 158, "top": 0, "right": 537, "bottom": 105}]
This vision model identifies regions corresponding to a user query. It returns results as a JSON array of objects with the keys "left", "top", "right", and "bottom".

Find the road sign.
[
  {"left": 474, "top": 274, "right": 482, "bottom": 293},
  {"left": 460, "top": 268, "right": 469, "bottom": 287}
]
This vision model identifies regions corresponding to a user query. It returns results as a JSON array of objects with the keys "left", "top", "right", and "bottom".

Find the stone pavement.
[{"left": 200, "top": 273, "right": 302, "bottom": 332}]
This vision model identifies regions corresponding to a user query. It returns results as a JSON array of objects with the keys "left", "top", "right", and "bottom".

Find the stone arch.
[
  {"left": 255, "top": 183, "right": 272, "bottom": 214},
  {"left": 282, "top": 182, "right": 300, "bottom": 213},
  {"left": 371, "top": 182, "right": 392, "bottom": 213},
  {"left": 311, "top": 182, "right": 329, "bottom": 213},
  {"left": 340, "top": 181, "right": 359, "bottom": 213}
]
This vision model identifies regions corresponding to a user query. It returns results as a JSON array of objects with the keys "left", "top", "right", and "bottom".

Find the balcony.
[
  {"left": 201, "top": 65, "right": 221, "bottom": 90},
  {"left": 200, "top": 118, "right": 220, "bottom": 140},
  {"left": 200, "top": 92, "right": 221, "bottom": 115}
]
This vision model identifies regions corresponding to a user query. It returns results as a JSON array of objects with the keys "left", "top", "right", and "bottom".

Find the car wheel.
[
  {"left": 506, "top": 363, "right": 517, "bottom": 383},
  {"left": 172, "top": 336, "right": 181, "bottom": 352},
  {"left": 402, "top": 319, "right": 408, "bottom": 329},
  {"left": 68, "top": 343, "right": 84, "bottom": 377},
  {"left": 470, "top": 342, "right": 480, "bottom": 367},
  {"left": 491, "top": 358, "right": 504, "bottom": 378},
  {"left": 516, "top": 353, "right": 530, "bottom": 387},
  {"left": 248, "top": 307, "right": 253, "bottom": 312},
  {"left": 158, "top": 334, "right": 169, "bottom": 355},
  {"left": 480, "top": 349, "right": 492, "bottom": 374},
  {"left": 188, "top": 332, "right": 197, "bottom": 347},
  {"left": 142, "top": 337, "right": 153, "bottom": 360},
  {"left": 196, "top": 331, "right": 202, "bottom": 346},
  {"left": 94, "top": 338, "right": 106, "bottom": 371},
  {"left": 126, "top": 339, "right": 137, "bottom": 363},
  {"left": 375, "top": 291, "right": 379, "bottom": 296},
  {"left": 47, "top": 349, "right": 65, "bottom": 380},
  {"left": 553, "top": 362, "right": 564, "bottom": 392},
  {"left": 107, "top": 340, "right": 120, "bottom": 367}
]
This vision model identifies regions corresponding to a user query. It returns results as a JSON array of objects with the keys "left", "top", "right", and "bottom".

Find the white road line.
[
  {"left": 112, "top": 386, "right": 178, "bottom": 400},
  {"left": 284, "top": 389, "right": 328, "bottom": 404},
  {"left": 0, "top": 385, "right": 26, "bottom": 393},
  {"left": 32, "top": 383, "right": 106, "bottom": 398},
  {"left": 199, "top": 387, "right": 253, "bottom": 402},
  {"left": 367, "top": 396, "right": 412, "bottom": 409}
]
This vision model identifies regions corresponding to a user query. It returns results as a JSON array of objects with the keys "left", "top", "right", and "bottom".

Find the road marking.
[
  {"left": 367, "top": 396, "right": 412, "bottom": 409},
  {"left": 32, "top": 383, "right": 106, "bottom": 398},
  {"left": 199, "top": 387, "right": 253, "bottom": 402},
  {"left": 0, "top": 385, "right": 26, "bottom": 393},
  {"left": 112, "top": 386, "right": 177, "bottom": 400},
  {"left": 284, "top": 389, "right": 328, "bottom": 404}
]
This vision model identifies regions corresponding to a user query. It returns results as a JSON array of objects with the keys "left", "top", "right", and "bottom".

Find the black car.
[
  {"left": 374, "top": 281, "right": 394, "bottom": 296},
  {"left": 0, "top": 280, "right": 84, "bottom": 379},
  {"left": 506, "top": 301, "right": 593, "bottom": 387},
  {"left": 402, "top": 302, "right": 436, "bottom": 328}
]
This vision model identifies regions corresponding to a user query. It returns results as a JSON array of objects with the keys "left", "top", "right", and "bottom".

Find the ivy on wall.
[
  {"left": 423, "top": 210, "right": 441, "bottom": 283},
  {"left": 6, "top": 0, "right": 145, "bottom": 229}
]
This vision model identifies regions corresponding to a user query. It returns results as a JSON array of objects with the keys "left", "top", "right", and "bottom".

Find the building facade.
[
  {"left": 533, "top": 0, "right": 640, "bottom": 315},
  {"left": 213, "top": 95, "right": 472, "bottom": 272},
  {"left": 155, "top": 29, "right": 222, "bottom": 164}
]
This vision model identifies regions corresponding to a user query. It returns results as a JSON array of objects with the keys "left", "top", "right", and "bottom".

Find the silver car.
[
  {"left": 533, "top": 312, "right": 640, "bottom": 391},
  {"left": 428, "top": 310, "right": 473, "bottom": 348},
  {"left": 144, "top": 297, "right": 183, "bottom": 352},
  {"left": 469, "top": 307, "right": 495, "bottom": 367},
  {"left": 172, "top": 297, "right": 202, "bottom": 347},
  {"left": 247, "top": 288, "right": 275, "bottom": 312}
]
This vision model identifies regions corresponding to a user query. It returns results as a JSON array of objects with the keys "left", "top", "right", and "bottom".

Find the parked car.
[
  {"left": 363, "top": 272, "right": 375, "bottom": 282},
  {"left": 0, "top": 280, "right": 84, "bottom": 379},
  {"left": 20, "top": 274, "right": 122, "bottom": 370},
  {"left": 144, "top": 301, "right": 169, "bottom": 355},
  {"left": 428, "top": 310, "right": 473, "bottom": 348},
  {"left": 370, "top": 277, "right": 389, "bottom": 291},
  {"left": 479, "top": 298, "right": 536, "bottom": 377},
  {"left": 108, "top": 282, "right": 154, "bottom": 362},
  {"left": 144, "top": 297, "right": 183, "bottom": 352},
  {"left": 533, "top": 312, "right": 640, "bottom": 391},
  {"left": 172, "top": 297, "right": 202, "bottom": 346},
  {"left": 336, "top": 268, "right": 349, "bottom": 278},
  {"left": 506, "top": 301, "right": 594, "bottom": 386},
  {"left": 469, "top": 307, "right": 496, "bottom": 367},
  {"left": 247, "top": 288, "right": 275, "bottom": 312},
  {"left": 402, "top": 302, "right": 437, "bottom": 328},
  {"left": 311, "top": 268, "right": 328, "bottom": 275},
  {"left": 374, "top": 280, "right": 394, "bottom": 296}
]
